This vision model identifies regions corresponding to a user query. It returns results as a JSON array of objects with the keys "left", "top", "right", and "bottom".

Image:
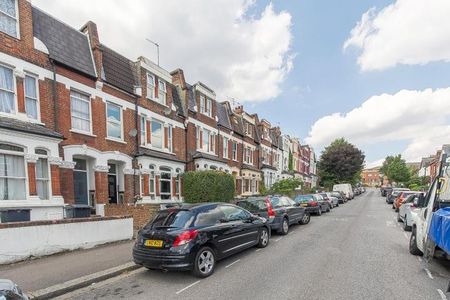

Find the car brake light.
[
  {"left": 173, "top": 229, "right": 198, "bottom": 247},
  {"left": 265, "top": 198, "right": 275, "bottom": 218},
  {"left": 311, "top": 201, "right": 318, "bottom": 207}
]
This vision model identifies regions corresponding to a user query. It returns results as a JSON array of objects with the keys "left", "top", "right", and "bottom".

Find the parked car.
[
  {"left": 386, "top": 188, "right": 410, "bottom": 204},
  {"left": 397, "top": 194, "right": 421, "bottom": 231},
  {"left": 323, "top": 193, "right": 339, "bottom": 207},
  {"left": 393, "top": 191, "right": 424, "bottom": 211},
  {"left": 333, "top": 183, "right": 354, "bottom": 200},
  {"left": 293, "top": 194, "right": 329, "bottom": 215},
  {"left": 0, "top": 279, "right": 28, "bottom": 300},
  {"left": 330, "top": 191, "right": 346, "bottom": 204},
  {"left": 381, "top": 185, "right": 392, "bottom": 197},
  {"left": 133, "top": 203, "right": 270, "bottom": 278},
  {"left": 236, "top": 195, "right": 309, "bottom": 235},
  {"left": 320, "top": 193, "right": 335, "bottom": 208},
  {"left": 353, "top": 187, "right": 361, "bottom": 196}
]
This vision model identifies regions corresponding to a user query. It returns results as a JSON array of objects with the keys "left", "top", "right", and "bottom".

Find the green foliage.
[
  {"left": 259, "top": 174, "right": 268, "bottom": 195},
  {"left": 317, "top": 138, "right": 365, "bottom": 189},
  {"left": 269, "top": 178, "right": 302, "bottom": 197},
  {"left": 381, "top": 155, "right": 411, "bottom": 184},
  {"left": 288, "top": 150, "right": 293, "bottom": 171},
  {"left": 182, "top": 171, "right": 235, "bottom": 203},
  {"left": 407, "top": 174, "right": 430, "bottom": 191}
]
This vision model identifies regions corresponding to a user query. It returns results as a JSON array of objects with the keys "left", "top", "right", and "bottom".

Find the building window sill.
[
  {"left": 140, "top": 145, "right": 175, "bottom": 155},
  {"left": 106, "top": 137, "right": 127, "bottom": 144},
  {"left": 70, "top": 129, "right": 97, "bottom": 137}
]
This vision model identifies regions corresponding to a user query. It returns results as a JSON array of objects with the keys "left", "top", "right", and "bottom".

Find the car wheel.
[
  {"left": 279, "top": 218, "right": 289, "bottom": 235},
  {"left": 299, "top": 213, "right": 310, "bottom": 225},
  {"left": 409, "top": 228, "right": 423, "bottom": 256},
  {"left": 317, "top": 207, "right": 322, "bottom": 216},
  {"left": 397, "top": 212, "right": 402, "bottom": 223},
  {"left": 193, "top": 247, "right": 216, "bottom": 278},
  {"left": 257, "top": 227, "right": 270, "bottom": 248}
]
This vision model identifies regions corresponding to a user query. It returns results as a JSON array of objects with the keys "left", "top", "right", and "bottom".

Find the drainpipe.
[
  {"left": 133, "top": 93, "right": 139, "bottom": 202},
  {"left": 51, "top": 60, "right": 58, "bottom": 132}
]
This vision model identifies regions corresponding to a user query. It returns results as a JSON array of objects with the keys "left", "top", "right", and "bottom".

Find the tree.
[
  {"left": 270, "top": 178, "right": 302, "bottom": 197},
  {"left": 381, "top": 154, "right": 411, "bottom": 184},
  {"left": 317, "top": 138, "right": 365, "bottom": 189}
]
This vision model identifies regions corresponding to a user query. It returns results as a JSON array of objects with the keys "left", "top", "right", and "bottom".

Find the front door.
[
  {"left": 73, "top": 159, "right": 88, "bottom": 205},
  {"left": 108, "top": 163, "right": 118, "bottom": 204}
]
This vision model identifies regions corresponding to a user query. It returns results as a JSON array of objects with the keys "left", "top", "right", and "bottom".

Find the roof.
[
  {"left": 32, "top": 6, "right": 96, "bottom": 78},
  {"left": 100, "top": 44, "right": 138, "bottom": 95},
  {"left": 230, "top": 114, "right": 244, "bottom": 136},
  {"left": 193, "top": 151, "right": 228, "bottom": 163},
  {"left": 137, "top": 148, "right": 185, "bottom": 163},
  {"left": 187, "top": 84, "right": 197, "bottom": 112},
  {"left": 171, "top": 86, "right": 186, "bottom": 117},
  {"left": 0, "top": 117, "right": 63, "bottom": 139},
  {"left": 261, "top": 164, "right": 277, "bottom": 171},
  {"left": 217, "top": 103, "right": 232, "bottom": 130},
  {"left": 241, "top": 164, "right": 261, "bottom": 172}
]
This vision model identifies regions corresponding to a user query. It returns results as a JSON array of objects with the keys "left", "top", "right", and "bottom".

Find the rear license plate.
[
  {"left": 301, "top": 203, "right": 308, "bottom": 207},
  {"left": 144, "top": 240, "right": 163, "bottom": 247}
]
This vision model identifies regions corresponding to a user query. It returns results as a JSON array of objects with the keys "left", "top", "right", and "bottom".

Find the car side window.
[
  {"left": 270, "top": 197, "right": 283, "bottom": 208},
  {"left": 194, "top": 205, "right": 225, "bottom": 226},
  {"left": 220, "top": 205, "right": 251, "bottom": 221},
  {"left": 281, "top": 197, "right": 294, "bottom": 206}
]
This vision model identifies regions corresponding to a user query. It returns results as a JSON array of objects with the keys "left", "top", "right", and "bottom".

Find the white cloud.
[
  {"left": 343, "top": 0, "right": 450, "bottom": 71},
  {"left": 32, "top": 0, "right": 293, "bottom": 102},
  {"left": 305, "top": 87, "right": 450, "bottom": 162}
]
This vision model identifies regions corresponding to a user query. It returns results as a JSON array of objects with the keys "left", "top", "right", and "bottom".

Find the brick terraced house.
[{"left": 0, "top": 0, "right": 317, "bottom": 222}]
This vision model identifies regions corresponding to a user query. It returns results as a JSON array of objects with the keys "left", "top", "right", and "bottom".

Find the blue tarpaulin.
[{"left": 428, "top": 207, "right": 450, "bottom": 255}]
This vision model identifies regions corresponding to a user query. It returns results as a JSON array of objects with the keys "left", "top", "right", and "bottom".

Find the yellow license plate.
[
  {"left": 145, "top": 240, "right": 163, "bottom": 247},
  {"left": 301, "top": 203, "right": 308, "bottom": 207}
]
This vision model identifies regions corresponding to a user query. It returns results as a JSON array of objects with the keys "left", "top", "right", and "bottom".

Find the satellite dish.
[
  {"left": 128, "top": 128, "right": 138, "bottom": 137},
  {"left": 163, "top": 106, "right": 171, "bottom": 116}
]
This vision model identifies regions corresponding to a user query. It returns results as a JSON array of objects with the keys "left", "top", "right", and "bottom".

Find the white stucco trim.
[
  {"left": 138, "top": 57, "right": 172, "bottom": 83},
  {"left": 188, "top": 118, "right": 218, "bottom": 134},
  {"left": 193, "top": 158, "right": 230, "bottom": 173},
  {"left": 194, "top": 83, "right": 216, "bottom": 100},
  {"left": 137, "top": 156, "right": 185, "bottom": 172},
  {"left": 63, "top": 145, "right": 133, "bottom": 169}
]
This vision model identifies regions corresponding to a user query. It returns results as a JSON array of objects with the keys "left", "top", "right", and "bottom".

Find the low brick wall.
[{"left": 104, "top": 204, "right": 160, "bottom": 230}]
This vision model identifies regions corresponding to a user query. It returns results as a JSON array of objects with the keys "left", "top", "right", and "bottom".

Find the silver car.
[
  {"left": 397, "top": 194, "right": 423, "bottom": 231},
  {"left": 326, "top": 193, "right": 339, "bottom": 207}
]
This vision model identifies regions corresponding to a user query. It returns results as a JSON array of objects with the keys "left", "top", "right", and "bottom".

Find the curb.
[{"left": 27, "top": 262, "right": 142, "bottom": 300}]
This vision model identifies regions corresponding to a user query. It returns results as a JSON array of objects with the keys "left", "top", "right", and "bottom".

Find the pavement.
[
  {"left": 54, "top": 188, "right": 450, "bottom": 300},
  {"left": 0, "top": 239, "right": 135, "bottom": 294}
]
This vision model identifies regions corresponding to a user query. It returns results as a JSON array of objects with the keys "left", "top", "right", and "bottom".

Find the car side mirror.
[
  {"left": 294, "top": 202, "right": 300, "bottom": 207},
  {"left": 413, "top": 198, "right": 419, "bottom": 207},
  {"left": 417, "top": 194, "right": 425, "bottom": 207}
]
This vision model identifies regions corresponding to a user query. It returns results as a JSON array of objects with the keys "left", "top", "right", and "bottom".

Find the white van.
[{"left": 333, "top": 184, "right": 354, "bottom": 200}]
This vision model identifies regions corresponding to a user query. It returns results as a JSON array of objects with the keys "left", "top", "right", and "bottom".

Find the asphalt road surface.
[{"left": 60, "top": 188, "right": 450, "bottom": 300}]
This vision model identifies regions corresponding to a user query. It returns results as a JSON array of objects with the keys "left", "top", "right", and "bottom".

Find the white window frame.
[
  {"left": 24, "top": 73, "right": 40, "bottom": 121},
  {"left": 106, "top": 102, "right": 123, "bottom": 141},
  {"left": 210, "top": 133, "right": 215, "bottom": 153},
  {"left": 223, "top": 137, "right": 229, "bottom": 159},
  {"left": 206, "top": 98, "right": 212, "bottom": 117},
  {"left": 199, "top": 95, "right": 206, "bottom": 114},
  {"left": 146, "top": 73, "right": 155, "bottom": 100},
  {"left": 167, "top": 124, "right": 173, "bottom": 152},
  {"left": 0, "top": 0, "right": 20, "bottom": 39},
  {"left": 0, "top": 143, "right": 27, "bottom": 201},
  {"left": 202, "top": 128, "right": 210, "bottom": 153},
  {"left": 70, "top": 90, "right": 92, "bottom": 134},
  {"left": 35, "top": 149, "right": 50, "bottom": 200},
  {"left": 232, "top": 141, "right": 237, "bottom": 161},
  {"left": 157, "top": 79, "right": 166, "bottom": 105},
  {"left": 151, "top": 119, "right": 164, "bottom": 149},
  {"left": 159, "top": 166, "right": 172, "bottom": 200},
  {"left": 140, "top": 115, "right": 147, "bottom": 146},
  {"left": 0, "top": 63, "right": 16, "bottom": 116},
  {"left": 149, "top": 165, "right": 155, "bottom": 199},
  {"left": 196, "top": 126, "right": 201, "bottom": 150}
]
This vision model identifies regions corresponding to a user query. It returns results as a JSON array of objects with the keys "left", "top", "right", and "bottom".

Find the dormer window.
[
  {"left": 158, "top": 79, "right": 166, "bottom": 105},
  {"left": 245, "top": 122, "right": 253, "bottom": 137},
  {"left": 199, "top": 95, "right": 212, "bottom": 117},
  {"left": 0, "top": 64, "right": 15, "bottom": 114},
  {"left": 0, "top": 0, "right": 18, "bottom": 38},
  {"left": 146, "top": 73, "right": 155, "bottom": 99}
]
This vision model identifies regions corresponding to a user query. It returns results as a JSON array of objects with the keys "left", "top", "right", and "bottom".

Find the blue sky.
[
  {"left": 35, "top": 0, "right": 450, "bottom": 166},
  {"left": 245, "top": 0, "right": 450, "bottom": 164}
]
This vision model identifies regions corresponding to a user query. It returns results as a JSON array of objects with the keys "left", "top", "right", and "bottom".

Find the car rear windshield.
[
  {"left": 331, "top": 192, "right": 341, "bottom": 197},
  {"left": 149, "top": 210, "right": 194, "bottom": 229},
  {"left": 237, "top": 200, "right": 267, "bottom": 212},
  {"left": 295, "top": 195, "right": 313, "bottom": 201}
]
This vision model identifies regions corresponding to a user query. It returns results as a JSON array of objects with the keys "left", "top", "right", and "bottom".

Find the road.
[{"left": 59, "top": 189, "right": 450, "bottom": 300}]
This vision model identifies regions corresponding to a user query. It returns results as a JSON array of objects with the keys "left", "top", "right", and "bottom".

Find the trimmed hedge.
[{"left": 182, "top": 171, "right": 235, "bottom": 203}]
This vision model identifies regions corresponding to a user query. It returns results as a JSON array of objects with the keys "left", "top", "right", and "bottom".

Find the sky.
[{"left": 32, "top": 0, "right": 450, "bottom": 168}]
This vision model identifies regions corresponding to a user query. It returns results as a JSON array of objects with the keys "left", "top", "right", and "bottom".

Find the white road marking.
[
  {"left": 175, "top": 280, "right": 201, "bottom": 295},
  {"left": 437, "top": 289, "right": 447, "bottom": 300},
  {"left": 225, "top": 259, "right": 241, "bottom": 269},
  {"left": 275, "top": 237, "right": 283, "bottom": 242},
  {"left": 255, "top": 248, "right": 262, "bottom": 252},
  {"left": 424, "top": 268, "right": 434, "bottom": 279},
  {"left": 403, "top": 233, "right": 409, "bottom": 240}
]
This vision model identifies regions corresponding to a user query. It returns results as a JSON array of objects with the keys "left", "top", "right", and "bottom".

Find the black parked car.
[
  {"left": 0, "top": 279, "right": 28, "bottom": 300},
  {"left": 133, "top": 203, "right": 270, "bottom": 278},
  {"left": 293, "top": 194, "right": 329, "bottom": 215},
  {"left": 236, "top": 195, "right": 309, "bottom": 235}
]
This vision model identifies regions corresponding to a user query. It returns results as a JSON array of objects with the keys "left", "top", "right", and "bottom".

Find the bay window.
[
  {"left": 24, "top": 74, "right": 38, "bottom": 120},
  {"left": 106, "top": 102, "right": 122, "bottom": 139},
  {"left": 0, "top": 64, "right": 15, "bottom": 114},
  {"left": 0, "top": 0, "right": 18, "bottom": 38},
  {"left": 151, "top": 120, "right": 163, "bottom": 149},
  {"left": 70, "top": 91, "right": 91, "bottom": 133},
  {"left": 35, "top": 151, "right": 49, "bottom": 200},
  {"left": 167, "top": 125, "right": 173, "bottom": 152},
  {"left": 223, "top": 137, "right": 229, "bottom": 159},
  {"left": 0, "top": 144, "right": 25, "bottom": 200},
  {"left": 160, "top": 167, "right": 171, "bottom": 200},
  {"left": 158, "top": 79, "right": 166, "bottom": 105},
  {"left": 140, "top": 116, "right": 146, "bottom": 145},
  {"left": 232, "top": 142, "right": 237, "bottom": 160},
  {"left": 149, "top": 165, "right": 155, "bottom": 199},
  {"left": 202, "top": 129, "right": 210, "bottom": 152}
]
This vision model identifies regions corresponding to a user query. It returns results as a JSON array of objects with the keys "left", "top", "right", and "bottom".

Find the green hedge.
[{"left": 182, "top": 171, "right": 235, "bottom": 203}]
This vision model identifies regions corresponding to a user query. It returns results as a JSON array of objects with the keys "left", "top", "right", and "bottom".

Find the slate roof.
[
  {"left": 217, "top": 103, "right": 232, "bottom": 130},
  {"left": 32, "top": 6, "right": 96, "bottom": 78},
  {"left": 261, "top": 164, "right": 277, "bottom": 171},
  {"left": 192, "top": 152, "right": 228, "bottom": 163},
  {"left": 137, "top": 148, "right": 185, "bottom": 163},
  {"left": 100, "top": 45, "right": 138, "bottom": 95},
  {"left": 187, "top": 84, "right": 197, "bottom": 112},
  {"left": 0, "top": 117, "right": 63, "bottom": 139},
  {"left": 241, "top": 164, "right": 261, "bottom": 172},
  {"left": 171, "top": 86, "right": 186, "bottom": 117},
  {"left": 230, "top": 114, "right": 244, "bottom": 136}
]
